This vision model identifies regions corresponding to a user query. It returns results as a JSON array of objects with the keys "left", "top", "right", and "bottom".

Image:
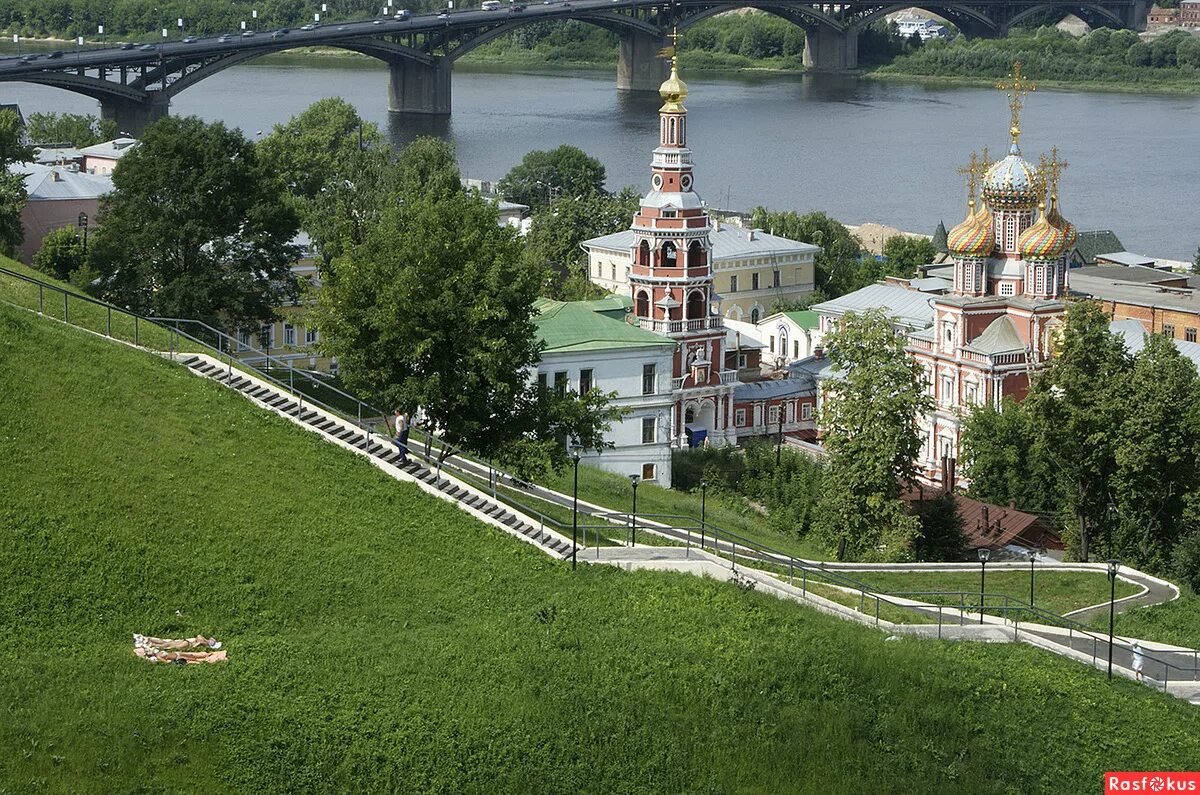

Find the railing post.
[
  {"left": 789, "top": 558, "right": 794, "bottom": 585},
  {"left": 938, "top": 606, "right": 943, "bottom": 639},
  {"left": 859, "top": 589, "right": 865, "bottom": 614},
  {"left": 731, "top": 538, "right": 737, "bottom": 571},
  {"left": 106, "top": 305, "right": 111, "bottom": 337},
  {"left": 874, "top": 596, "right": 880, "bottom": 625},
  {"left": 38, "top": 283, "right": 43, "bottom": 314},
  {"left": 1092, "top": 636, "right": 1097, "bottom": 666},
  {"left": 802, "top": 570, "right": 807, "bottom": 595},
  {"left": 134, "top": 315, "right": 139, "bottom": 346},
  {"left": 63, "top": 291, "right": 69, "bottom": 324}
]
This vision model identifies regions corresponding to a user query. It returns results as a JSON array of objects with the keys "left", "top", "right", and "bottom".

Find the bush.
[
  {"left": 1171, "top": 532, "right": 1200, "bottom": 592},
  {"left": 31, "top": 227, "right": 84, "bottom": 281}
]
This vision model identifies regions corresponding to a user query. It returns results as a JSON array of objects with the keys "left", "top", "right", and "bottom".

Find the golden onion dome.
[
  {"left": 947, "top": 199, "right": 996, "bottom": 259},
  {"left": 981, "top": 143, "right": 1041, "bottom": 211},
  {"left": 1044, "top": 196, "right": 1077, "bottom": 250},
  {"left": 659, "top": 58, "right": 688, "bottom": 112},
  {"left": 1018, "top": 202, "right": 1068, "bottom": 261}
]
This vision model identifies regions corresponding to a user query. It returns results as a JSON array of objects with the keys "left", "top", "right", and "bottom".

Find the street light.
[
  {"left": 1027, "top": 548, "right": 1038, "bottom": 607},
  {"left": 628, "top": 473, "right": 640, "bottom": 547},
  {"left": 699, "top": 477, "right": 707, "bottom": 551},
  {"left": 977, "top": 547, "right": 990, "bottom": 625},
  {"left": 1106, "top": 499, "right": 1117, "bottom": 560},
  {"left": 77, "top": 212, "right": 89, "bottom": 257},
  {"left": 1107, "top": 558, "right": 1120, "bottom": 680},
  {"left": 570, "top": 447, "right": 581, "bottom": 570}
]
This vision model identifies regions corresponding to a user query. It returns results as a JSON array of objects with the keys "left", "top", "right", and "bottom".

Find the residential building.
[
  {"left": 11, "top": 163, "right": 112, "bottom": 262},
  {"left": 1182, "top": 0, "right": 1200, "bottom": 25},
  {"left": 758, "top": 309, "right": 823, "bottom": 368},
  {"left": 584, "top": 223, "right": 819, "bottom": 324},
  {"left": 78, "top": 137, "right": 138, "bottom": 175},
  {"left": 1148, "top": 5, "right": 1180, "bottom": 25},
  {"left": 533, "top": 297, "right": 677, "bottom": 483}
]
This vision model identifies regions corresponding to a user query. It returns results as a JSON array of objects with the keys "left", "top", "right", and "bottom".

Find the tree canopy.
[
  {"left": 0, "top": 108, "right": 33, "bottom": 259},
  {"left": 881, "top": 235, "right": 939, "bottom": 280},
  {"left": 87, "top": 116, "right": 299, "bottom": 329},
  {"left": 525, "top": 187, "right": 638, "bottom": 300},
  {"left": 25, "top": 112, "right": 118, "bottom": 147},
  {"left": 811, "top": 309, "right": 931, "bottom": 561},
  {"left": 498, "top": 145, "right": 606, "bottom": 213},
  {"left": 748, "top": 208, "right": 868, "bottom": 299},
  {"left": 32, "top": 227, "right": 85, "bottom": 282}
]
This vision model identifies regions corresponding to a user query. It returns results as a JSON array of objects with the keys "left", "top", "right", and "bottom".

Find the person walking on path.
[
  {"left": 392, "top": 408, "right": 410, "bottom": 465},
  {"left": 1131, "top": 641, "right": 1145, "bottom": 681}
]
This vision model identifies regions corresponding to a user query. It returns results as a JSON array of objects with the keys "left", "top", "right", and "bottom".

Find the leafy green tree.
[
  {"left": 1022, "top": 301, "right": 1129, "bottom": 561},
  {"left": 87, "top": 116, "right": 299, "bottom": 329},
  {"left": 31, "top": 226, "right": 84, "bottom": 281},
  {"left": 1192, "top": 246, "right": 1200, "bottom": 276},
  {"left": 1110, "top": 332, "right": 1200, "bottom": 570},
  {"left": 500, "top": 384, "right": 630, "bottom": 478},
  {"left": 0, "top": 108, "right": 33, "bottom": 258},
  {"left": 315, "top": 138, "right": 545, "bottom": 456},
  {"left": 498, "top": 145, "right": 606, "bottom": 213},
  {"left": 525, "top": 186, "right": 638, "bottom": 299},
  {"left": 812, "top": 309, "right": 931, "bottom": 561},
  {"left": 912, "top": 491, "right": 967, "bottom": 562},
  {"left": 960, "top": 397, "right": 1057, "bottom": 518},
  {"left": 881, "top": 235, "right": 938, "bottom": 279},
  {"left": 748, "top": 208, "right": 866, "bottom": 298},
  {"left": 25, "top": 112, "right": 118, "bottom": 147},
  {"left": 256, "top": 98, "right": 384, "bottom": 204}
]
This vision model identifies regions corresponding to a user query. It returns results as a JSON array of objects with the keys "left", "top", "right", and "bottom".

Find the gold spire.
[
  {"left": 996, "top": 62, "right": 1037, "bottom": 149},
  {"left": 956, "top": 150, "right": 981, "bottom": 209},
  {"left": 1039, "top": 146, "right": 1069, "bottom": 201},
  {"left": 658, "top": 28, "right": 688, "bottom": 112}
]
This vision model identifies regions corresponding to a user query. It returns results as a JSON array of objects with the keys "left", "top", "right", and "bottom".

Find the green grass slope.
[{"left": 2, "top": 301, "right": 1200, "bottom": 793}]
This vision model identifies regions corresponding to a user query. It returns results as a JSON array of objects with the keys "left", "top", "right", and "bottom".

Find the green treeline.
[{"left": 878, "top": 27, "right": 1200, "bottom": 87}]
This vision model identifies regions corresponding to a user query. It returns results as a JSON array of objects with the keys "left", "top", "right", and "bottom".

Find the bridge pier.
[
  {"left": 803, "top": 27, "right": 858, "bottom": 72},
  {"left": 387, "top": 57, "right": 452, "bottom": 115},
  {"left": 617, "top": 30, "right": 668, "bottom": 92},
  {"left": 100, "top": 95, "right": 170, "bottom": 138}
]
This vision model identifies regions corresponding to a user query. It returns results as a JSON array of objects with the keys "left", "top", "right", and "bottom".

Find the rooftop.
[
  {"left": 733, "top": 378, "right": 816, "bottom": 401},
  {"left": 1073, "top": 264, "right": 1184, "bottom": 286},
  {"left": 811, "top": 282, "right": 935, "bottom": 330},
  {"left": 78, "top": 137, "right": 139, "bottom": 160},
  {"left": 1069, "top": 270, "right": 1200, "bottom": 315},
  {"left": 534, "top": 297, "right": 674, "bottom": 354},
  {"left": 1110, "top": 319, "right": 1200, "bottom": 370},
  {"left": 584, "top": 225, "right": 820, "bottom": 261},
  {"left": 1070, "top": 230, "right": 1125, "bottom": 264},
  {"left": 12, "top": 162, "right": 113, "bottom": 201}
]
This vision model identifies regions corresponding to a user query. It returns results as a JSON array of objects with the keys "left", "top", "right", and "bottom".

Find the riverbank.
[{"left": 865, "top": 70, "right": 1200, "bottom": 95}]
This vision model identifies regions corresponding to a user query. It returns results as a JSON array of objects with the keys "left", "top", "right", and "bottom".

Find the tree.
[
  {"left": 256, "top": 98, "right": 384, "bottom": 205},
  {"left": 881, "top": 235, "right": 938, "bottom": 279},
  {"left": 1192, "top": 246, "right": 1200, "bottom": 276},
  {"left": 1110, "top": 332, "right": 1200, "bottom": 570},
  {"left": 498, "top": 145, "right": 607, "bottom": 212},
  {"left": 912, "top": 491, "right": 967, "bottom": 562},
  {"left": 315, "top": 137, "right": 545, "bottom": 457},
  {"left": 525, "top": 186, "right": 639, "bottom": 299},
  {"left": 31, "top": 227, "right": 84, "bottom": 281},
  {"left": 0, "top": 108, "right": 33, "bottom": 258},
  {"left": 811, "top": 309, "right": 931, "bottom": 561},
  {"left": 960, "top": 397, "right": 1057, "bottom": 518},
  {"left": 748, "top": 208, "right": 866, "bottom": 298},
  {"left": 1021, "top": 301, "right": 1129, "bottom": 561},
  {"left": 25, "top": 112, "right": 118, "bottom": 147},
  {"left": 87, "top": 116, "right": 299, "bottom": 329}
]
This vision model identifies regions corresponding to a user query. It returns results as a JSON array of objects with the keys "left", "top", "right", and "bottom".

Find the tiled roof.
[
  {"left": 1070, "top": 230, "right": 1124, "bottom": 264},
  {"left": 905, "top": 489, "right": 1064, "bottom": 552},
  {"left": 733, "top": 377, "right": 815, "bottom": 401},
  {"left": 12, "top": 162, "right": 113, "bottom": 200},
  {"left": 811, "top": 283, "right": 935, "bottom": 330},
  {"left": 583, "top": 226, "right": 820, "bottom": 261},
  {"left": 534, "top": 298, "right": 674, "bottom": 354},
  {"left": 965, "top": 315, "right": 1025, "bottom": 355}
]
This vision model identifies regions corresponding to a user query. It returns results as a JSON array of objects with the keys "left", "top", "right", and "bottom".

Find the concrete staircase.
[{"left": 177, "top": 353, "right": 575, "bottom": 560}]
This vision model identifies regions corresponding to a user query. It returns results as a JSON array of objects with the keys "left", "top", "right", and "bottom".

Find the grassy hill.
[{"left": 2, "top": 300, "right": 1200, "bottom": 793}]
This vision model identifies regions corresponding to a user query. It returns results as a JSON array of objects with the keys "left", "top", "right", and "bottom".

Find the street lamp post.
[
  {"left": 77, "top": 212, "right": 89, "bottom": 257},
  {"left": 699, "top": 477, "right": 707, "bottom": 551},
  {"left": 571, "top": 448, "right": 581, "bottom": 570},
  {"left": 628, "top": 474, "right": 640, "bottom": 547},
  {"left": 1106, "top": 499, "right": 1117, "bottom": 560},
  {"left": 1107, "top": 558, "right": 1120, "bottom": 680},
  {"left": 977, "top": 547, "right": 990, "bottom": 625}
]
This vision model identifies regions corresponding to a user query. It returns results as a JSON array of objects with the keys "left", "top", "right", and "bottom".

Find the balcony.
[
  {"left": 670, "top": 370, "right": 740, "bottom": 391},
  {"left": 637, "top": 315, "right": 724, "bottom": 336}
]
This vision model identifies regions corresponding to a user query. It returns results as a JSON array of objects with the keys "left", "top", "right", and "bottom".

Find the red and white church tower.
[{"left": 628, "top": 50, "right": 738, "bottom": 446}]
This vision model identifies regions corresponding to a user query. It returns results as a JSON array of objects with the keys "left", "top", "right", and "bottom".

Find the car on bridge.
[
  {"left": 242, "top": 30, "right": 256, "bottom": 36},
  {"left": 394, "top": 9, "right": 411, "bottom": 19},
  {"left": 182, "top": 36, "right": 199, "bottom": 43}
]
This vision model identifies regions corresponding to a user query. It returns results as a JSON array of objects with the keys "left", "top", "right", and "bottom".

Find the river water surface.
[{"left": 2, "top": 57, "right": 1198, "bottom": 258}]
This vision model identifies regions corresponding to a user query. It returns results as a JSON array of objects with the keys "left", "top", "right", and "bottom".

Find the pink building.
[{"left": 12, "top": 164, "right": 112, "bottom": 263}]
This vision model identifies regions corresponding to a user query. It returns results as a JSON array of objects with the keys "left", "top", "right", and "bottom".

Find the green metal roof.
[
  {"left": 781, "top": 310, "right": 821, "bottom": 329},
  {"left": 534, "top": 298, "right": 674, "bottom": 353},
  {"left": 1072, "top": 230, "right": 1125, "bottom": 264}
]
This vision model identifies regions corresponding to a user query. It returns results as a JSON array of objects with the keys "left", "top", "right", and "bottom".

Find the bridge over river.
[{"left": 0, "top": 0, "right": 1149, "bottom": 135}]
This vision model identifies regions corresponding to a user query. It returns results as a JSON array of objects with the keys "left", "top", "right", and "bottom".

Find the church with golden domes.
[{"left": 907, "top": 64, "right": 1075, "bottom": 484}]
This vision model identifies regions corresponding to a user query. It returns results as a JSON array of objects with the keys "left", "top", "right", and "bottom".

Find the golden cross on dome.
[
  {"left": 657, "top": 27, "right": 683, "bottom": 61},
  {"left": 1040, "top": 146, "right": 1069, "bottom": 198},
  {"left": 996, "top": 62, "right": 1037, "bottom": 148},
  {"left": 955, "top": 151, "right": 981, "bottom": 205}
]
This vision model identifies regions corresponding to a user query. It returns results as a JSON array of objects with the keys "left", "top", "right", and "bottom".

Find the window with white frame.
[
  {"left": 259, "top": 325, "right": 274, "bottom": 350},
  {"left": 304, "top": 326, "right": 318, "bottom": 345},
  {"left": 999, "top": 283, "right": 1015, "bottom": 296},
  {"left": 237, "top": 329, "right": 252, "bottom": 351},
  {"left": 941, "top": 375, "right": 954, "bottom": 404},
  {"left": 768, "top": 405, "right": 781, "bottom": 425},
  {"left": 752, "top": 273, "right": 760, "bottom": 290},
  {"left": 641, "top": 416, "right": 657, "bottom": 444},
  {"left": 737, "top": 353, "right": 747, "bottom": 368},
  {"left": 801, "top": 402, "right": 813, "bottom": 420},
  {"left": 579, "top": 368, "right": 593, "bottom": 393},
  {"left": 284, "top": 323, "right": 296, "bottom": 347},
  {"left": 735, "top": 408, "right": 746, "bottom": 425},
  {"left": 642, "top": 463, "right": 656, "bottom": 481},
  {"left": 965, "top": 382, "right": 977, "bottom": 405}
]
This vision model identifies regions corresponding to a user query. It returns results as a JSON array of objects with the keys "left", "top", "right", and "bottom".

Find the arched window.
[
  {"left": 686, "top": 290, "right": 705, "bottom": 320},
  {"left": 638, "top": 240, "right": 651, "bottom": 268},
  {"left": 685, "top": 406, "right": 696, "bottom": 424},
  {"left": 635, "top": 290, "right": 650, "bottom": 318},
  {"left": 687, "top": 240, "right": 706, "bottom": 269},
  {"left": 750, "top": 308, "right": 760, "bottom": 324},
  {"left": 669, "top": 118, "right": 676, "bottom": 145},
  {"left": 661, "top": 241, "right": 677, "bottom": 266}
]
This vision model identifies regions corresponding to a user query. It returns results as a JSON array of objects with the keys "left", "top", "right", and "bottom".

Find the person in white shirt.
[
  {"left": 1131, "top": 641, "right": 1145, "bottom": 681},
  {"left": 392, "top": 408, "right": 409, "bottom": 465}
]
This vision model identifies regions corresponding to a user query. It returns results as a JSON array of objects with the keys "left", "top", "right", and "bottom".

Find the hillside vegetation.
[{"left": 2, "top": 300, "right": 1200, "bottom": 792}]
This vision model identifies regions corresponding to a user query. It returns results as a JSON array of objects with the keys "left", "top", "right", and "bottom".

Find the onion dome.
[
  {"left": 981, "top": 143, "right": 1041, "bottom": 210},
  {"left": 1018, "top": 202, "right": 1068, "bottom": 261},
  {"left": 947, "top": 199, "right": 996, "bottom": 258},
  {"left": 1044, "top": 196, "right": 1077, "bottom": 250},
  {"left": 659, "top": 58, "right": 688, "bottom": 113}
]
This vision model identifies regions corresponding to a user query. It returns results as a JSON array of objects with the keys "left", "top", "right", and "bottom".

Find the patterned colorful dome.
[
  {"left": 947, "top": 200, "right": 996, "bottom": 259},
  {"left": 982, "top": 144, "right": 1041, "bottom": 210},
  {"left": 1045, "top": 198, "right": 1077, "bottom": 250},
  {"left": 1018, "top": 205, "right": 1068, "bottom": 261}
]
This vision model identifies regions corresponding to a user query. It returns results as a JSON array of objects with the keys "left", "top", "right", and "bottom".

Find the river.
[{"left": 2, "top": 56, "right": 1198, "bottom": 259}]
